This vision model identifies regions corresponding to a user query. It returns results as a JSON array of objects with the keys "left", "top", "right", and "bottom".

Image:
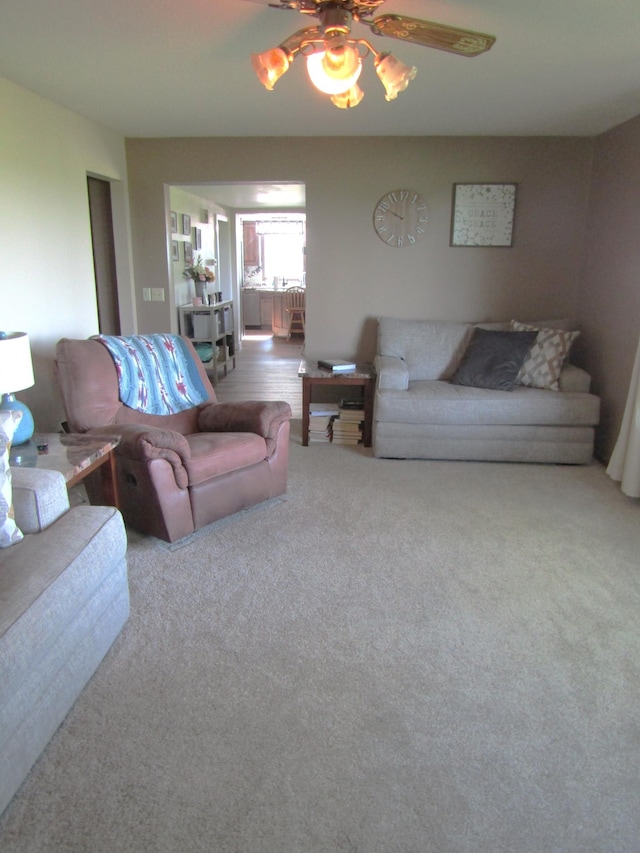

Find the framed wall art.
[
  {"left": 182, "top": 213, "right": 191, "bottom": 235},
  {"left": 193, "top": 227, "right": 202, "bottom": 251},
  {"left": 450, "top": 183, "right": 517, "bottom": 247},
  {"left": 171, "top": 240, "right": 179, "bottom": 261},
  {"left": 170, "top": 211, "right": 178, "bottom": 233},
  {"left": 184, "top": 241, "right": 193, "bottom": 264}
]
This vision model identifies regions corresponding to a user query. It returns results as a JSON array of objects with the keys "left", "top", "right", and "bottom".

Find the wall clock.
[{"left": 373, "top": 189, "right": 428, "bottom": 248}]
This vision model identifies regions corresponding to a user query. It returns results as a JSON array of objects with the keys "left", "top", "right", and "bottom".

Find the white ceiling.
[
  {"left": 2, "top": 1, "right": 640, "bottom": 140},
  {"left": 178, "top": 182, "right": 306, "bottom": 209}
]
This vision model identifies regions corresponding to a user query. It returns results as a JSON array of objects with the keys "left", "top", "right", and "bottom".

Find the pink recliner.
[{"left": 54, "top": 336, "right": 291, "bottom": 542}]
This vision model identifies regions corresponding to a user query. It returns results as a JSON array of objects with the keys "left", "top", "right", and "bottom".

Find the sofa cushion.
[
  {"left": 511, "top": 321, "right": 580, "bottom": 391},
  {"left": 375, "top": 380, "right": 600, "bottom": 426},
  {"left": 377, "top": 318, "right": 472, "bottom": 380},
  {"left": 451, "top": 328, "right": 538, "bottom": 391},
  {"left": 0, "top": 505, "right": 126, "bottom": 645},
  {"left": 184, "top": 432, "right": 268, "bottom": 485},
  {"left": 0, "top": 411, "right": 23, "bottom": 549}
]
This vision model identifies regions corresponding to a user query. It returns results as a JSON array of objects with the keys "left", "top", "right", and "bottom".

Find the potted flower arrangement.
[{"left": 184, "top": 255, "right": 216, "bottom": 302}]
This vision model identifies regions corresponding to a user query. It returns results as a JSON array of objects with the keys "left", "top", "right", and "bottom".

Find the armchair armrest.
[
  {"left": 198, "top": 401, "right": 292, "bottom": 455},
  {"left": 374, "top": 354, "right": 409, "bottom": 391},
  {"left": 89, "top": 424, "right": 191, "bottom": 489}
]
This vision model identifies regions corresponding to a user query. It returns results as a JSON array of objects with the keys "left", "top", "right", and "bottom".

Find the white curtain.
[{"left": 607, "top": 333, "right": 640, "bottom": 497}]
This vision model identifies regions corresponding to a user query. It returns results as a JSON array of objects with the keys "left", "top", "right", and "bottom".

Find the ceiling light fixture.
[
  {"left": 252, "top": 6, "right": 416, "bottom": 108},
  {"left": 249, "top": 0, "right": 495, "bottom": 110}
]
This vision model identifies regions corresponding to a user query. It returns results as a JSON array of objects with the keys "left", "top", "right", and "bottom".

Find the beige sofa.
[
  {"left": 0, "top": 465, "right": 128, "bottom": 816},
  {"left": 373, "top": 317, "right": 601, "bottom": 464}
]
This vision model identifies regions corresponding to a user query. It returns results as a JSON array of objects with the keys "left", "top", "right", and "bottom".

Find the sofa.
[
  {"left": 0, "top": 458, "right": 129, "bottom": 816},
  {"left": 373, "top": 317, "right": 601, "bottom": 464},
  {"left": 54, "top": 335, "right": 292, "bottom": 543}
]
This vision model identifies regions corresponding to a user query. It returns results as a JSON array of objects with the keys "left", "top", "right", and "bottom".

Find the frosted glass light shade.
[
  {"left": 251, "top": 47, "right": 290, "bottom": 91},
  {"left": 306, "top": 41, "right": 362, "bottom": 95},
  {"left": 375, "top": 53, "right": 417, "bottom": 101},
  {"left": 330, "top": 83, "right": 364, "bottom": 109},
  {"left": 0, "top": 332, "right": 34, "bottom": 394}
]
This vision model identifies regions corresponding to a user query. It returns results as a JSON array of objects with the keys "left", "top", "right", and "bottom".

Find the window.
[{"left": 242, "top": 216, "right": 306, "bottom": 286}]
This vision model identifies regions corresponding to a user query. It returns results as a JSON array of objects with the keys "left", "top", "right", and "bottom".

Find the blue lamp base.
[{"left": 1, "top": 393, "right": 34, "bottom": 445}]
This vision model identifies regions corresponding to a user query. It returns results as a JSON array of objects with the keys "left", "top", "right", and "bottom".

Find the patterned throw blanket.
[{"left": 96, "top": 334, "right": 210, "bottom": 415}]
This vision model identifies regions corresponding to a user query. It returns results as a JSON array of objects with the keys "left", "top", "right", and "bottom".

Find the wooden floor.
[{"left": 212, "top": 331, "right": 304, "bottom": 418}]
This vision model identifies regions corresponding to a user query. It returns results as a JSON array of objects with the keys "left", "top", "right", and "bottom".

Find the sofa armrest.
[
  {"left": 558, "top": 364, "right": 592, "bottom": 393},
  {"left": 374, "top": 354, "right": 409, "bottom": 391},
  {"left": 11, "top": 468, "right": 70, "bottom": 533},
  {"left": 93, "top": 424, "right": 191, "bottom": 489},
  {"left": 198, "top": 401, "right": 292, "bottom": 456}
]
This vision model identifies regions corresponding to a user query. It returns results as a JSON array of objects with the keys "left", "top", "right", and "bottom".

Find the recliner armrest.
[
  {"left": 90, "top": 424, "right": 191, "bottom": 489},
  {"left": 374, "top": 354, "right": 409, "bottom": 391},
  {"left": 198, "top": 401, "right": 292, "bottom": 455}
]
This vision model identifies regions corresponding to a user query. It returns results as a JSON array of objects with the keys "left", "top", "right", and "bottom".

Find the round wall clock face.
[{"left": 373, "top": 189, "right": 428, "bottom": 248}]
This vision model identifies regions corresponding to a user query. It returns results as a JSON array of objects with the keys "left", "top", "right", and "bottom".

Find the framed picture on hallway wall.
[
  {"left": 182, "top": 213, "right": 191, "bottom": 235},
  {"left": 450, "top": 183, "right": 517, "bottom": 247},
  {"left": 171, "top": 240, "right": 179, "bottom": 261},
  {"left": 184, "top": 242, "right": 193, "bottom": 264}
]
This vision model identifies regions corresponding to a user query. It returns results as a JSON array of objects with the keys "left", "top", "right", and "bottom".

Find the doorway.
[{"left": 87, "top": 176, "right": 121, "bottom": 335}]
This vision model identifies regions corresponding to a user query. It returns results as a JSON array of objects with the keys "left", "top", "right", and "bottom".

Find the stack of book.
[
  {"left": 331, "top": 400, "right": 365, "bottom": 445},
  {"left": 308, "top": 403, "right": 339, "bottom": 443}
]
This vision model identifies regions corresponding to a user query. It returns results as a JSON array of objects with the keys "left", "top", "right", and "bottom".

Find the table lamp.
[{"left": 0, "top": 331, "right": 35, "bottom": 445}]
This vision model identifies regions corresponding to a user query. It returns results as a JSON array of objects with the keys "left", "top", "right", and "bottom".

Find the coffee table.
[
  {"left": 10, "top": 432, "right": 121, "bottom": 508},
  {"left": 298, "top": 361, "right": 375, "bottom": 447}
]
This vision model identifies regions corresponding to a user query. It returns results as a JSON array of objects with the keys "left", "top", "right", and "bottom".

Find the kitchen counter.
[
  {"left": 242, "top": 289, "right": 300, "bottom": 337},
  {"left": 242, "top": 286, "right": 291, "bottom": 293}
]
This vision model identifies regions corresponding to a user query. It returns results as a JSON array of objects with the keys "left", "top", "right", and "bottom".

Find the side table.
[
  {"left": 298, "top": 361, "right": 376, "bottom": 447},
  {"left": 10, "top": 432, "right": 121, "bottom": 508}
]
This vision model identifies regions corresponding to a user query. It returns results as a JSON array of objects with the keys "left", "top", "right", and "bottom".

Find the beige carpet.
[{"left": 1, "top": 423, "right": 639, "bottom": 852}]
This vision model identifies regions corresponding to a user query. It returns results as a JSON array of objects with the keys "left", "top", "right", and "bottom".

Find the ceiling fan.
[{"left": 246, "top": 0, "right": 496, "bottom": 108}]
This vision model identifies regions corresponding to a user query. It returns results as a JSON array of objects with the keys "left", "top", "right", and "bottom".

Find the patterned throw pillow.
[
  {"left": 0, "top": 409, "right": 24, "bottom": 548},
  {"left": 511, "top": 320, "right": 579, "bottom": 391}
]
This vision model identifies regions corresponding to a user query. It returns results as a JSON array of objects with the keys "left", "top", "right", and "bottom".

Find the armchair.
[{"left": 54, "top": 336, "right": 292, "bottom": 542}]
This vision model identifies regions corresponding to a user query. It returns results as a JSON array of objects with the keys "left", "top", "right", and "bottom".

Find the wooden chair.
[{"left": 284, "top": 286, "right": 305, "bottom": 340}]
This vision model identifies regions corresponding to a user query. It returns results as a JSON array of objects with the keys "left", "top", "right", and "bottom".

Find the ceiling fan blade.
[
  {"left": 371, "top": 15, "right": 496, "bottom": 57},
  {"left": 240, "top": 0, "right": 301, "bottom": 9},
  {"left": 239, "top": 0, "right": 324, "bottom": 10}
]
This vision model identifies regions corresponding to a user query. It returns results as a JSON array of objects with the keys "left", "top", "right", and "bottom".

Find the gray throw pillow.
[{"left": 450, "top": 328, "right": 538, "bottom": 391}]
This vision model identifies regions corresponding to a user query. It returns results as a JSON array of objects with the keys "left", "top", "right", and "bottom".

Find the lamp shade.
[
  {"left": 330, "top": 83, "right": 364, "bottom": 109},
  {"left": 375, "top": 53, "right": 417, "bottom": 101},
  {"left": 306, "top": 39, "right": 362, "bottom": 96},
  {"left": 251, "top": 47, "right": 290, "bottom": 91},
  {"left": 0, "top": 332, "right": 34, "bottom": 394}
]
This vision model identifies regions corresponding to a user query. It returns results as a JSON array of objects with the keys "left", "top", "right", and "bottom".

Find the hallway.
[{"left": 213, "top": 332, "right": 304, "bottom": 418}]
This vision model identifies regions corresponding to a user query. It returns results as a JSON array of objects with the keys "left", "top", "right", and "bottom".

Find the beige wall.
[
  {"left": 577, "top": 114, "right": 640, "bottom": 461},
  {"left": 168, "top": 188, "right": 224, "bottom": 310},
  {"left": 126, "top": 136, "right": 593, "bottom": 363},
  {"left": 4, "top": 65, "right": 637, "bottom": 464},
  {"left": 0, "top": 76, "right": 134, "bottom": 432}
]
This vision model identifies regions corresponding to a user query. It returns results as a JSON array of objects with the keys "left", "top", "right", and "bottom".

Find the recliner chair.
[{"left": 54, "top": 336, "right": 292, "bottom": 542}]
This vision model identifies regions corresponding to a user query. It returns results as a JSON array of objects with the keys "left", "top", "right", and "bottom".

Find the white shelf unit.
[{"left": 178, "top": 300, "right": 236, "bottom": 385}]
